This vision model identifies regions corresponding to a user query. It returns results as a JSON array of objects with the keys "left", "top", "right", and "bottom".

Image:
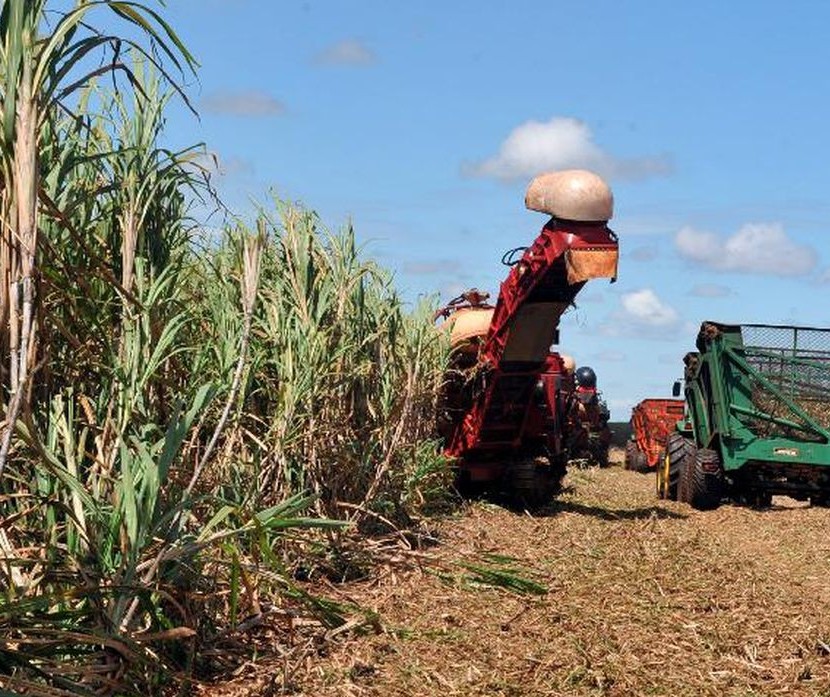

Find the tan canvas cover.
[
  {"left": 565, "top": 248, "right": 619, "bottom": 285},
  {"left": 525, "top": 169, "right": 613, "bottom": 221},
  {"left": 448, "top": 307, "right": 494, "bottom": 350}
]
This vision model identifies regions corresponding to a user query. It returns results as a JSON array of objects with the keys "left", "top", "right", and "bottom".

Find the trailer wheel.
[
  {"left": 510, "top": 455, "right": 562, "bottom": 509},
  {"left": 634, "top": 449, "right": 650, "bottom": 472},
  {"left": 624, "top": 441, "right": 638, "bottom": 470},
  {"left": 686, "top": 448, "right": 723, "bottom": 510},
  {"left": 663, "top": 433, "right": 694, "bottom": 501}
]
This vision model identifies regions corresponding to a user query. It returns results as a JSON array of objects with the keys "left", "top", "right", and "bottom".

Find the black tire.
[
  {"left": 510, "top": 455, "right": 562, "bottom": 509},
  {"left": 634, "top": 449, "right": 650, "bottom": 473},
  {"left": 665, "top": 432, "right": 695, "bottom": 501},
  {"left": 686, "top": 448, "right": 723, "bottom": 510},
  {"left": 811, "top": 493, "right": 830, "bottom": 507},
  {"left": 624, "top": 441, "right": 638, "bottom": 471}
]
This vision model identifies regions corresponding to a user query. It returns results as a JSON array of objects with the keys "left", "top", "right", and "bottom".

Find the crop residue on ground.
[{"left": 204, "top": 451, "right": 830, "bottom": 696}]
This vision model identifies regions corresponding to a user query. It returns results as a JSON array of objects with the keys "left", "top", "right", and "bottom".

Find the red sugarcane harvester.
[{"left": 435, "top": 170, "right": 620, "bottom": 506}]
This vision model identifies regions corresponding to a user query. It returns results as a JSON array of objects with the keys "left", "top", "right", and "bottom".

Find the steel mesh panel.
[{"left": 739, "top": 325, "right": 830, "bottom": 439}]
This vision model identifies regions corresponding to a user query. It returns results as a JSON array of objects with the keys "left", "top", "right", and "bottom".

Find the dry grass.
[{"left": 199, "top": 448, "right": 830, "bottom": 696}]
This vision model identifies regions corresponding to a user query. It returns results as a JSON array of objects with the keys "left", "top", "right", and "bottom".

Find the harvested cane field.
[{"left": 204, "top": 449, "right": 830, "bottom": 697}]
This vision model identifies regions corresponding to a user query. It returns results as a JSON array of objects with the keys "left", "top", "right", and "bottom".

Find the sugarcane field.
[{"left": 3, "top": 2, "right": 830, "bottom": 696}]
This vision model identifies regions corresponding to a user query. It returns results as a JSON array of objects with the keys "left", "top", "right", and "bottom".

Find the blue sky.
[{"left": 157, "top": 0, "right": 830, "bottom": 418}]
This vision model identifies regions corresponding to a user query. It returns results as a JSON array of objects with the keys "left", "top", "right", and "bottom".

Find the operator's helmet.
[{"left": 575, "top": 366, "right": 597, "bottom": 389}]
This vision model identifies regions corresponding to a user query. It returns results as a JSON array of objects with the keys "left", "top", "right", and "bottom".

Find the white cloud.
[
  {"left": 688, "top": 283, "right": 733, "bottom": 298},
  {"left": 202, "top": 90, "right": 284, "bottom": 117},
  {"left": 465, "top": 116, "right": 672, "bottom": 182},
  {"left": 675, "top": 223, "right": 816, "bottom": 276},
  {"left": 619, "top": 289, "right": 679, "bottom": 328},
  {"left": 314, "top": 40, "right": 376, "bottom": 66},
  {"left": 597, "top": 288, "right": 681, "bottom": 340}
]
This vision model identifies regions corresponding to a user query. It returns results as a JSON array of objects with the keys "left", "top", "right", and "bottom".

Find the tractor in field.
[
  {"left": 435, "top": 169, "right": 619, "bottom": 506},
  {"left": 658, "top": 321, "right": 830, "bottom": 509},
  {"left": 625, "top": 398, "right": 685, "bottom": 472}
]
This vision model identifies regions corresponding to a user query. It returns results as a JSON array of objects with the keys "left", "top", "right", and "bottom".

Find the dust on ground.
[{"left": 202, "top": 449, "right": 830, "bottom": 696}]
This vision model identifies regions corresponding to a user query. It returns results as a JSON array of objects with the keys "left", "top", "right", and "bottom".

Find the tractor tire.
[
  {"left": 811, "top": 492, "right": 830, "bottom": 508},
  {"left": 624, "top": 441, "right": 638, "bottom": 470},
  {"left": 510, "top": 455, "right": 562, "bottom": 509},
  {"left": 686, "top": 448, "right": 723, "bottom": 510},
  {"left": 677, "top": 450, "right": 694, "bottom": 504},
  {"left": 634, "top": 449, "right": 649, "bottom": 473},
  {"left": 662, "top": 433, "right": 695, "bottom": 501}
]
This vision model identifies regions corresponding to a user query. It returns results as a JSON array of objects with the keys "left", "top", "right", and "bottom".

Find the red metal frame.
[
  {"left": 445, "top": 218, "right": 618, "bottom": 463},
  {"left": 631, "top": 399, "right": 686, "bottom": 468}
]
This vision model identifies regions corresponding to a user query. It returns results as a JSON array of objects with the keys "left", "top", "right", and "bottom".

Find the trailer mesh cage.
[{"left": 739, "top": 324, "right": 830, "bottom": 441}]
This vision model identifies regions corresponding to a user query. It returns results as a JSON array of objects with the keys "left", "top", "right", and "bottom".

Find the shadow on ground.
[
  {"left": 539, "top": 499, "right": 688, "bottom": 520},
  {"left": 459, "top": 484, "right": 688, "bottom": 520}
]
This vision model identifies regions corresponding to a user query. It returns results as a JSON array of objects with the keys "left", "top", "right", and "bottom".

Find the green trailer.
[{"left": 657, "top": 321, "right": 830, "bottom": 509}]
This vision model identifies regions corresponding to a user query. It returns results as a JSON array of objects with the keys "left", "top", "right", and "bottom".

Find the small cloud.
[
  {"left": 688, "top": 283, "right": 733, "bottom": 298},
  {"left": 620, "top": 289, "right": 679, "bottom": 328},
  {"left": 464, "top": 116, "right": 672, "bottom": 182},
  {"left": 314, "top": 39, "right": 376, "bottom": 66},
  {"left": 201, "top": 90, "right": 284, "bottom": 117},
  {"left": 629, "top": 245, "right": 658, "bottom": 262},
  {"left": 402, "top": 259, "right": 459, "bottom": 275},
  {"left": 599, "top": 288, "right": 680, "bottom": 339},
  {"left": 675, "top": 223, "right": 816, "bottom": 276}
]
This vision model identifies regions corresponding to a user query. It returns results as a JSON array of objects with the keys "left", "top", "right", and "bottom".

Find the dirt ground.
[{"left": 204, "top": 450, "right": 830, "bottom": 696}]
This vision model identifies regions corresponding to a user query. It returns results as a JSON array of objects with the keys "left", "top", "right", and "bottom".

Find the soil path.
[{"left": 210, "top": 457, "right": 830, "bottom": 696}]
